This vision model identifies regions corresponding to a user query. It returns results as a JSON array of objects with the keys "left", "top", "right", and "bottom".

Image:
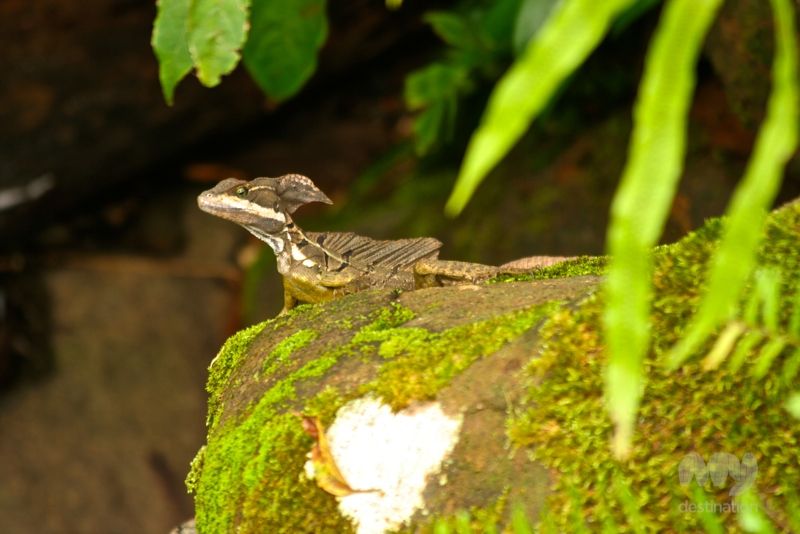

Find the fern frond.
[
  {"left": 728, "top": 331, "right": 765, "bottom": 373},
  {"left": 702, "top": 268, "right": 800, "bottom": 377},
  {"left": 753, "top": 338, "right": 789, "bottom": 379},
  {"left": 781, "top": 348, "right": 800, "bottom": 384}
]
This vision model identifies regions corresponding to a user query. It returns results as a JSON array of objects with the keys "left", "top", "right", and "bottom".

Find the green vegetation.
[
  {"left": 261, "top": 329, "right": 317, "bottom": 377},
  {"left": 602, "top": 0, "right": 724, "bottom": 458},
  {"left": 365, "top": 302, "right": 558, "bottom": 408},
  {"left": 152, "top": 0, "right": 326, "bottom": 103},
  {"left": 404, "top": 0, "right": 523, "bottom": 156},
  {"left": 444, "top": 0, "right": 637, "bottom": 215},
  {"left": 205, "top": 319, "right": 270, "bottom": 429},
  {"left": 666, "top": 0, "right": 799, "bottom": 370},
  {"left": 489, "top": 255, "right": 607, "bottom": 283},
  {"left": 190, "top": 293, "right": 561, "bottom": 533},
  {"left": 507, "top": 201, "right": 800, "bottom": 532},
  {"left": 409, "top": 493, "right": 511, "bottom": 534}
]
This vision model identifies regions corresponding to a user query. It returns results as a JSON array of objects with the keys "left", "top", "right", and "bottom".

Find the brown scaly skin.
[{"left": 198, "top": 174, "right": 572, "bottom": 313}]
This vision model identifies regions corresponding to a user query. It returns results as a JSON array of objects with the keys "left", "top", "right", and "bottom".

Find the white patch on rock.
[{"left": 307, "top": 397, "right": 462, "bottom": 534}]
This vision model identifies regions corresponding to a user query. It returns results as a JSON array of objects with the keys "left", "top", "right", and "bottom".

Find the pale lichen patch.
[{"left": 307, "top": 397, "right": 463, "bottom": 534}]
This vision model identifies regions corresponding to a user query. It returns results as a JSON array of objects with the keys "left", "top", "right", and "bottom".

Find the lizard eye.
[{"left": 235, "top": 186, "right": 248, "bottom": 197}]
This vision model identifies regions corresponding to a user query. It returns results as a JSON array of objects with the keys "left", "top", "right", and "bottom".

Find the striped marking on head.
[{"left": 217, "top": 194, "right": 287, "bottom": 223}]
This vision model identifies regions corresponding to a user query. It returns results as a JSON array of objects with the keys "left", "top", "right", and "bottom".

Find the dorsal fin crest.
[
  {"left": 302, "top": 231, "right": 442, "bottom": 273},
  {"left": 272, "top": 174, "right": 333, "bottom": 214}
]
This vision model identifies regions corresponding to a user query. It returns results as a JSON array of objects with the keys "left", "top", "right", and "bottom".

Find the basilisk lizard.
[{"left": 198, "top": 174, "right": 568, "bottom": 312}]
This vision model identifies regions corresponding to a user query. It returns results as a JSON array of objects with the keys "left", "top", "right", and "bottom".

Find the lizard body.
[{"left": 198, "top": 174, "right": 567, "bottom": 313}]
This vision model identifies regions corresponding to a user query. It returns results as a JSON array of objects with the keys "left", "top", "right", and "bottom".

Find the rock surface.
[
  {"left": 189, "top": 199, "right": 800, "bottom": 533},
  {"left": 188, "top": 272, "right": 601, "bottom": 533}
]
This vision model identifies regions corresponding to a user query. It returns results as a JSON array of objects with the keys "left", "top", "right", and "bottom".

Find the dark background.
[{"left": 1, "top": 1, "right": 797, "bottom": 532}]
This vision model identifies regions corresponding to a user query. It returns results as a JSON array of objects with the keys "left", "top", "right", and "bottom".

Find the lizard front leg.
[
  {"left": 280, "top": 270, "right": 357, "bottom": 314},
  {"left": 281, "top": 280, "right": 298, "bottom": 315}
]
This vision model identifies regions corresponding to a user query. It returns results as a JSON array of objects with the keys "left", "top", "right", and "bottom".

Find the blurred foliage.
[
  {"left": 444, "top": 0, "right": 638, "bottom": 215},
  {"left": 604, "top": 0, "right": 724, "bottom": 458},
  {"left": 243, "top": 0, "right": 327, "bottom": 100},
  {"left": 666, "top": 0, "right": 799, "bottom": 370},
  {"left": 404, "top": 0, "right": 528, "bottom": 156},
  {"left": 699, "top": 268, "right": 800, "bottom": 378},
  {"left": 152, "top": 0, "right": 326, "bottom": 104}
]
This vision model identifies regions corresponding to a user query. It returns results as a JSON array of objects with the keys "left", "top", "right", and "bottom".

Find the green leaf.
[
  {"left": 243, "top": 0, "right": 328, "bottom": 101},
  {"left": 405, "top": 64, "right": 471, "bottom": 109},
  {"left": 480, "top": 0, "right": 524, "bottom": 49},
  {"left": 743, "top": 283, "right": 762, "bottom": 324},
  {"left": 152, "top": 0, "right": 193, "bottom": 105},
  {"left": 604, "top": 0, "right": 723, "bottom": 458},
  {"left": 412, "top": 102, "right": 446, "bottom": 155},
  {"left": 786, "top": 392, "right": 800, "bottom": 419},
  {"left": 737, "top": 489, "right": 777, "bottom": 533},
  {"left": 788, "top": 287, "right": 800, "bottom": 334},
  {"left": 728, "top": 331, "right": 764, "bottom": 373},
  {"left": 702, "top": 321, "right": 746, "bottom": 370},
  {"left": 513, "top": 0, "right": 558, "bottom": 54},
  {"left": 446, "top": 0, "right": 636, "bottom": 216},
  {"left": 567, "top": 484, "right": 591, "bottom": 534},
  {"left": 510, "top": 503, "right": 534, "bottom": 534},
  {"left": 691, "top": 485, "right": 724, "bottom": 534},
  {"left": 755, "top": 268, "right": 782, "bottom": 331},
  {"left": 614, "top": 475, "right": 649, "bottom": 533},
  {"left": 666, "top": 0, "right": 799, "bottom": 369},
  {"left": 188, "top": 0, "right": 251, "bottom": 87},
  {"left": 781, "top": 348, "right": 800, "bottom": 384},
  {"left": 752, "top": 337, "right": 787, "bottom": 378},
  {"left": 425, "top": 11, "right": 477, "bottom": 51},
  {"left": 405, "top": 64, "right": 471, "bottom": 155}
]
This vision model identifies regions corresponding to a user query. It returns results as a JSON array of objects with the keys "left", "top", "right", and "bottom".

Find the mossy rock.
[{"left": 188, "top": 199, "right": 800, "bottom": 533}]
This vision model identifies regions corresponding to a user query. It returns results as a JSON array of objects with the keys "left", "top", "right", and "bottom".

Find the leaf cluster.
[
  {"left": 404, "top": 0, "right": 538, "bottom": 156},
  {"left": 151, "top": 0, "right": 327, "bottom": 104},
  {"left": 702, "top": 268, "right": 800, "bottom": 390}
]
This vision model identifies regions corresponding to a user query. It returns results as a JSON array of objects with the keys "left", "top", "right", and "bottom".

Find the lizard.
[{"left": 198, "top": 174, "right": 570, "bottom": 313}]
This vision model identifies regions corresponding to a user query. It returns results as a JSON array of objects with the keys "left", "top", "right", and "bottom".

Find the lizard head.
[{"left": 198, "top": 174, "right": 333, "bottom": 234}]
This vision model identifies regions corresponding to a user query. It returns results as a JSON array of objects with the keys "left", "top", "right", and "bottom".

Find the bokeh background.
[{"left": 1, "top": 1, "right": 798, "bottom": 532}]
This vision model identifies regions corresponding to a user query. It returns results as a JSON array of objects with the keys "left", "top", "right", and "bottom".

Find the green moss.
[
  {"left": 206, "top": 320, "right": 271, "bottom": 429},
  {"left": 362, "top": 301, "right": 416, "bottom": 331},
  {"left": 489, "top": 255, "right": 608, "bottom": 283},
  {"left": 261, "top": 329, "right": 318, "bottom": 377},
  {"left": 193, "top": 355, "right": 357, "bottom": 534},
  {"left": 192, "top": 286, "right": 563, "bottom": 533},
  {"left": 404, "top": 490, "right": 511, "bottom": 533},
  {"left": 508, "top": 202, "right": 800, "bottom": 532},
  {"left": 366, "top": 302, "right": 561, "bottom": 408},
  {"left": 192, "top": 302, "right": 417, "bottom": 534},
  {"left": 304, "top": 386, "right": 349, "bottom": 424},
  {"left": 185, "top": 445, "right": 205, "bottom": 494}
]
